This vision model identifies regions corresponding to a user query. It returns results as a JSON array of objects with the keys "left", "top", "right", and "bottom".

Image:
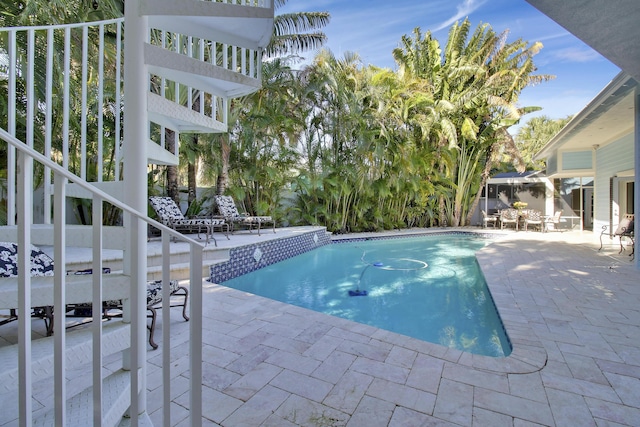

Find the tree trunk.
[
  {"left": 466, "top": 145, "right": 494, "bottom": 226},
  {"left": 187, "top": 135, "right": 198, "bottom": 205},
  {"left": 215, "top": 133, "right": 230, "bottom": 195},
  {"left": 165, "top": 128, "right": 179, "bottom": 203}
]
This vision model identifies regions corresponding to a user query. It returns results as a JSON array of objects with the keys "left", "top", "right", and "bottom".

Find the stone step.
[
  {"left": 33, "top": 368, "right": 139, "bottom": 427},
  {"left": 0, "top": 273, "right": 131, "bottom": 309},
  {"left": 0, "top": 320, "right": 130, "bottom": 394}
]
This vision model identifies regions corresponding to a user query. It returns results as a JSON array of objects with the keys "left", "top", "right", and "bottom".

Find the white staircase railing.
[
  {"left": 0, "top": 19, "right": 126, "bottom": 225},
  {"left": 0, "top": 128, "right": 204, "bottom": 426},
  {"left": 1, "top": 0, "right": 273, "bottom": 424}
]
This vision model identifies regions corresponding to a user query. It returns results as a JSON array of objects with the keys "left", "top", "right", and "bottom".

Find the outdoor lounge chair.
[
  {"left": 481, "top": 210, "right": 497, "bottom": 228},
  {"left": 500, "top": 208, "right": 519, "bottom": 230},
  {"left": 0, "top": 242, "right": 189, "bottom": 348},
  {"left": 67, "top": 276, "right": 189, "bottom": 350},
  {"left": 543, "top": 211, "right": 562, "bottom": 232},
  {"left": 213, "top": 195, "right": 275, "bottom": 236},
  {"left": 523, "top": 209, "right": 543, "bottom": 231},
  {"left": 149, "top": 196, "right": 229, "bottom": 246},
  {"left": 599, "top": 214, "right": 634, "bottom": 259},
  {"left": 0, "top": 242, "right": 55, "bottom": 333}
]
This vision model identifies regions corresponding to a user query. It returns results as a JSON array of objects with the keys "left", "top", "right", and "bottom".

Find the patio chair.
[
  {"left": 213, "top": 195, "right": 275, "bottom": 236},
  {"left": 0, "top": 242, "right": 188, "bottom": 347},
  {"left": 148, "top": 196, "right": 229, "bottom": 246},
  {"left": 0, "top": 242, "right": 55, "bottom": 334},
  {"left": 599, "top": 214, "right": 634, "bottom": 259},
  {"left": 481, "top": 210, "right": 497, "bottom": 228},
  {"left": 499, "top": 208, "right": 519, "bottom": 230},
  {"left": 543, "top": 211, "right": 563, "bottom": 232},
  {"left": 523, "top": 209, "right": 543, "bottom": 231},
  {"left": 65, "top": 277, "right": 189, "bottom": 349}
]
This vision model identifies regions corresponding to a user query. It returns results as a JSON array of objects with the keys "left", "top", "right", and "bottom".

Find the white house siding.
[{"left": 594, "top": 133, "right": 635, "bottom": 233}]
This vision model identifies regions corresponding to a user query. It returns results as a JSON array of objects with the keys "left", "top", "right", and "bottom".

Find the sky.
[{"left": 279, "top": 0, "right": 621, "bottom": 130}]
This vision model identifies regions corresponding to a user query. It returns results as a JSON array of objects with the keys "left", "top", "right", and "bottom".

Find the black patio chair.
[{"left": 599, "top": 215, "right": 634, "bottom": 259}]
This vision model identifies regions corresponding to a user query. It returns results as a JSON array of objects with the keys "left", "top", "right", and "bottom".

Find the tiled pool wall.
[
  {"left": 210, "top": 229, "right": 503, "bottom": 284},
  {"left": 210, "top": 229, "right": 332, "bottom": 283}
]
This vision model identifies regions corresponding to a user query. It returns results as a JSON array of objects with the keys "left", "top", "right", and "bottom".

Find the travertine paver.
[
  {"left": 3, "top": 228, "right": 640, "bottom": 426},
  {"left": 167, "top": 230, "right": 640, "bottom": 426}
]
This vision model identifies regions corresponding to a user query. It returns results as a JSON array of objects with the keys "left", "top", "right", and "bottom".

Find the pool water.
[{"left": 222, "top": 234, "right": 511, "bottom": 357}]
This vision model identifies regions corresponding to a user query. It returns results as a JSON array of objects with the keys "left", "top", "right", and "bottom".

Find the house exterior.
[
  {"left": 526, "top": 0, "right": 639, "bottom": 270},
  {"left": 534, "top": 72, "right": 637, "bottom": 247}
]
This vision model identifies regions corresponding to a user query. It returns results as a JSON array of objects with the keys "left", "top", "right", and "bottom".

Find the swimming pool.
[{"left": 222, "top": 234, "right": 511, "bottom": 357}]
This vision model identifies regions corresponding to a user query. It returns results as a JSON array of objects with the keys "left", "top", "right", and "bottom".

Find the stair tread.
[
  {"left": 147, "top": 92, "right": 228, "bottom": 133},
  {"left": 0, "top": 320, "right": 131, "bottom": 393},
  {"left": 33, "top": 369, "right": 135, "bottom": 427},
  {"left": 146, "top": 46, "right": 260, "bottom": 98},
  {"left": 0, "top": 273, "right": 131, "bottom": 308},
  {"left": 143, "top": 0, "right": 273, "bottom": 49}
]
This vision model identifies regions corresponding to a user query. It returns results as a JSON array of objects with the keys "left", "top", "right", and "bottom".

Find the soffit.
[{"left": 525, "top": 0, "right": 640, "bottom": 83}]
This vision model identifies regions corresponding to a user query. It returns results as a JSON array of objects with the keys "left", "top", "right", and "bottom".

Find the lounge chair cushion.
[
  {"left": 146, "top": 279, "right": 180, "bottom": 306},
  {"left": 0, "top": 242, "right": 55, "bottom": 277},
  {"left": 149, "top": 196, "right": 225, "bottom": 227},
  {"left": 214, "top": 195, "right": 272, "bottom": 224},
  {"left": 615, "top": 218, "right": 634, "bottom": 236}
]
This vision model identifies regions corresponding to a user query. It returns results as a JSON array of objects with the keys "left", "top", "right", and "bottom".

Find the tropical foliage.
[
  {"left": 222, "top": 18, "right": 552, "bottom": 231},
  {"left": 515, "top": 115, "right": 572, "bottom": 170},
  {"left": 2, "top": 2, "right": 556, "bottom": 232}
]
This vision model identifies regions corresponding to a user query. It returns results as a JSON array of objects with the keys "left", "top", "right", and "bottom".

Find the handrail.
[
  {"left": 0, "top": 128, "right": 199, "bottom": 244},
  {"left": 1, "top": 127, "right": 204, "bottom": 426},
  {"left": 0, "top": 17, "right": 124, "bottom": 32}
]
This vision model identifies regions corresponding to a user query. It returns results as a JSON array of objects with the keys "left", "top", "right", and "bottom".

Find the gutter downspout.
[{"left": 634, "top": 89, "right": 640, "bottom": 270}]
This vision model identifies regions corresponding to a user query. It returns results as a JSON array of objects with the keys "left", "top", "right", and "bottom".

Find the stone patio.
[
  {"left": 1, "top": 228, "right": 638, "bottom": 426},
  {"left": 151, "top": 229, "right": 639, "bottom": 426}
]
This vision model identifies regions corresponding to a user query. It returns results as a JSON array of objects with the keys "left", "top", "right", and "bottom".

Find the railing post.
[
  {"left": 7, "top": 30, "right": 16, "bottom": 226},
  {"left": 53, "top": 173, "right": 67, "bottom": 426},
  {"left": 16, "top": 152, "right": 33, "bottom": 427},
  {"left": 189, "top": 245, "right": 203, "bottom": 427}
]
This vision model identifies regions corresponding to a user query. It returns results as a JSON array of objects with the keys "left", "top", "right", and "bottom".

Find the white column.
[{"left": 123, "top": 0, "right": 149, "bottom": 419}]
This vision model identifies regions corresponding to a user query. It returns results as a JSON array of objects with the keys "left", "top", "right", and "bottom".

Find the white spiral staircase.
[{"left": 0, "top": 0, "right": 273, "bottom": 425}]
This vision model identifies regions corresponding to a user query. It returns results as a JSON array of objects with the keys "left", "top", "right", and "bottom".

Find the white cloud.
[
  {"left": 433, "top": 0, "right": 488, "bottom": 31},
  {"left": 552, "top": 47, "right": 603, "bottom": 63}
]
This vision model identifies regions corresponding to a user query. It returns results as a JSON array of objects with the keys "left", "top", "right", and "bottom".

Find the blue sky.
[{"left": 279, "top": 0, "right": 621, "bottom": 128}]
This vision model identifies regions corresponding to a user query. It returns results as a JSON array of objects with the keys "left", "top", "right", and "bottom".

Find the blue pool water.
[{"left": 222, "top": 234, "right": 511, "bottom": 357}]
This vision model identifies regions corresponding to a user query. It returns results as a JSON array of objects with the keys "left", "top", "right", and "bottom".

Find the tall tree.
[
  {"left": 215, "top": 1, "right": 330, "bottom": 196},
  {"left": 393, "top": 20, "right": 552, "bottom": 226},
  {"left": 515, "top": 115, "right": 572, "bottom": 170}
]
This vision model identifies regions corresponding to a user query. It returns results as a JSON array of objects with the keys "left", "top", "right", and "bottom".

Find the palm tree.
[
  {"left": 0, "top": 0, "right": 123, "bottom": 26},
  {"left": 515, "top": 115, "right": 572, "bottom": 170},
  {"left": 266, "top": 0, "right": 330, "bottom": 60},
  {"left": 393, "top": 19, "right": 552, "bottom": 226},
  {"left": 214, "top": 1, "right": 330, "bottom": 196}
]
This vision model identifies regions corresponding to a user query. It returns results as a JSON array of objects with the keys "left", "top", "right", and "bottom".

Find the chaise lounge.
[
  {"left": 0, "top": 242, "right": 189, "bottom": 348},
  {"left": 214, "top": 195, "right": 275, "bottom": 236},
  {"left": 149, "top": 196, "right": 229, "bottom": 246}
]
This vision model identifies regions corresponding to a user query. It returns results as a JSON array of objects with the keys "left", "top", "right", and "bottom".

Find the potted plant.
[{"left": 512, "top": 201, "right": 528, "bottom": 211}]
